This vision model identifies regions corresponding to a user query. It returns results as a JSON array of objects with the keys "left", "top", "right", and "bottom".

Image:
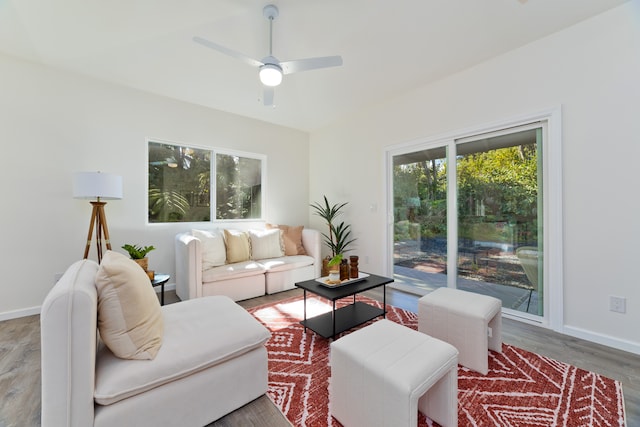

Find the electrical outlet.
[
  {"left": 488, "top": 327, "right": 493, "bottom": 338},
  {"left": 609, "top": 296, "right": 626, "bottom": 313}
]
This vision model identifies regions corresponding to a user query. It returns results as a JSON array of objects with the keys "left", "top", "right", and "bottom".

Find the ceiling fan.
[{"left": 193, "top": 4, "right": 343, "bottom": 106}]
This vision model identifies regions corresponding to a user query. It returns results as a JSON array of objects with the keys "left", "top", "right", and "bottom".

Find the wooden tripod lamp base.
[
  {"left": 73, "top": 172, "right": 123, "bottom": 264},
  {"left": 83, "top": 201, "right": 113, "bottom": 263}
]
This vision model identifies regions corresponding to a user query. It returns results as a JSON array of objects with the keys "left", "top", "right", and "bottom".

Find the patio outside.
[{"left": 392, "top": 237, "right": 538, "bottom": 314}]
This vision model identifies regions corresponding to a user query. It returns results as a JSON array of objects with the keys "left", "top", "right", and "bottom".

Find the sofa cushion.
[
  {"left": 259, "top": 255, "right": 315, "bottom": 273},
  {"left": 223, "top": 229, "right": 251, "bottom": 263},
  {"left": 94, "top": 296, "right": 270, "bottom": 405},
  {"left": 192, "top": 229, "right": 226, "bottom": 268},
  {"left": 248, "top": 228, "right": 284, "bottom": 260},
  {"left": 201, "top": 260, "right": 266, "bottom": 283},
  {"left": 95, "top": 251, "right": 164, "bottom": 360},
  {"left": 267, "top": 224, "right": 307, "bottom": 256}
]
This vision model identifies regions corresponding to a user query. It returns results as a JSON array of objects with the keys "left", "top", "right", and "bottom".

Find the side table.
[{"left": 151, "top": 274, "right": 170, "bottom": 305}]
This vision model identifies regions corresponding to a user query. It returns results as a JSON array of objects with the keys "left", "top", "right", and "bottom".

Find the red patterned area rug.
[{"left": 248, "top": 295, "right": 625, "bottom": 427}]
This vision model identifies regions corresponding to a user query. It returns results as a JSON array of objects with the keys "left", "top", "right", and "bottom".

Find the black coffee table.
[{"left": 295, "top": 273, "right": 393, "bottom": 339}]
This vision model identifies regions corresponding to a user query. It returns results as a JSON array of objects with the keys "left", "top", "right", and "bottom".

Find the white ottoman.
[
  {"left": 418, "top": 287, "right": 502, "bottom": 375},
  {"left": 330, "top": 319, "right": 458, "bottom": 427}
]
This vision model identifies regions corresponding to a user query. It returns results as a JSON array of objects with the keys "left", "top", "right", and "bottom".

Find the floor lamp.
[{"left": 73, "top": 172, "right": 123, "bottom": 263}]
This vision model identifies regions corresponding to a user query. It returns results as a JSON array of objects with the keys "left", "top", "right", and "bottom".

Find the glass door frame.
[{"left": 385, "top": 107, "right": 563, "bottom": 331}]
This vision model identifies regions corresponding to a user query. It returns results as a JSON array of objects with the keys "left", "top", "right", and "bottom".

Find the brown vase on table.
[
  {"left": 349, "top": 255, "right": 359, "bottom": 278},
  {"left": 340, "top": 259, "right": 350, "bottom": 281}
]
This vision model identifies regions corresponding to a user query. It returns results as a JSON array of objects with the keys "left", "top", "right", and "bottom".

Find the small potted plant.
[
  {"left": 310, "top": 196, "right": 357, "bottom": 276},
  {"left": 121, "top": 244, "right": 156, "bottom": 272}
]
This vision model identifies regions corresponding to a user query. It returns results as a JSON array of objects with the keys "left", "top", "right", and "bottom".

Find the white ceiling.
[{"left": 0, "top": 0, "right": 628, "bottom": 132}]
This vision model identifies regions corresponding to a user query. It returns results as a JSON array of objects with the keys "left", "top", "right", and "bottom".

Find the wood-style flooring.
[{"left": 1, "top": 287, "right": 638, "bottom": 426}]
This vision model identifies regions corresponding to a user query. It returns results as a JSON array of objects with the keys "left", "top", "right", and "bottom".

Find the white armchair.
[{"left": 41, "top": 259, "right": 271, "bottom": 427}]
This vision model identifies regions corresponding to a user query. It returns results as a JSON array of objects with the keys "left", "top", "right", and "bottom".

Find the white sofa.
[
  {"left": 41, "top": 259, "right": 271, "bottom": 427},
  {"left": 175, "top": 228, "right": 322, "bottom": 301}
]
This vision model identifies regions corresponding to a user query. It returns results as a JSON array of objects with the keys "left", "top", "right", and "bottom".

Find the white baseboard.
[
  {"left": 563, "top": 325, "right": 640, "bottom": 355},
  {"left": 0, "top": 306, "right": 41, "bottom": 322}
]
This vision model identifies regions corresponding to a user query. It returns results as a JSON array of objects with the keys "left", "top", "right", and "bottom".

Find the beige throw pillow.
[
  {"left": 95, "top": 251, "right": 163, "bottom": 360},
  {"left": 248, "top": 229, "right": 284, "bottom": 260},
  {"left": 266, "top": 224, "right": 307, "bottom": 255},
  {"left": 223, "top": 229, "right": 251, "bottom": 263},
  {"left": 192, "top": 229, "right": 226, "bottom": 269}
]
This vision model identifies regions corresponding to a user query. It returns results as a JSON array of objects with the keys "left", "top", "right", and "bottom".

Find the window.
[
  {"left": 456, "top": 127, "right": 543, "bottom": 316},
  {"left": 215, "top": 152, "right": 262, "bottom": 220},
  {"left": 148, "top": 140, "right": 264, "bottom": 223}
]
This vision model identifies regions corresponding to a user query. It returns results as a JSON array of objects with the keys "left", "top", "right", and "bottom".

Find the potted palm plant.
[
  {"left": 310, "top": 196, "right": 356, "bottom": 276},
  {"left": 121, "top": 244, "right": 156, "bottom": 272}
]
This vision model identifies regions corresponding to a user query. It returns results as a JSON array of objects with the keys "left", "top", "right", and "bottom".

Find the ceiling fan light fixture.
[
  {"left": 259, "top": 63, "right": 283, "bottom": 86},
  {"left": 193, "top": 3, "right": 342, "bottom": 105}
]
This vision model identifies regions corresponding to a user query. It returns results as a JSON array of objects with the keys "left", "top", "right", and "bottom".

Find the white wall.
[
  {"left": 0, "top": 54, "right": 309, "bottom": 317},
  {"left": 309, "top": 1, "right": 640, "bottom": 353}
]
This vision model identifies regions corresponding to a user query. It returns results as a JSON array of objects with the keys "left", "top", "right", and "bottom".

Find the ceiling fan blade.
[
  {"left": 280, "top": 56, "right": 343, "bottom": 75},
  {"left": 193, "top": 36, "right": 263, "bottom": 68},
  {"left": 263, "top": 87, "right": 274, "bottom": 106}
]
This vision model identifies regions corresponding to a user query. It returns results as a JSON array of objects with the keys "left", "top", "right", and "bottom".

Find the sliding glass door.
[
  {"left": 392, "top": 146, "right": 449, "bottom": 293},
  {"left": 456, "top": 127, "right": 543, "bottom": 315},
  {"left": 390, "top": 123, "right": 546, "bottom": 319}
]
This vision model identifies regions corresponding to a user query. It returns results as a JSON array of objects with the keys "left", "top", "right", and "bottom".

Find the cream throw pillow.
[
  {"left": 266, "top": 224, "right": 307, "bottom": 255},
  {"left": 95, "top": 251, "right": 163, "bottom": 360},
  {"left": 192, "top": 229, "right": 226, "bottom": 269},
  {"left": 248, "top": 229, "right": 284, "bottom": 260},
  {"left": 223, "top": 229, "right": 251, "bottom": 263}
]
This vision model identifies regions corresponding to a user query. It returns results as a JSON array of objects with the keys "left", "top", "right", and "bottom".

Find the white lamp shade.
[
  {"left": 73, "top": 172, "right": 123, "bottom": 200},
  {"left": 259, "top": 64, "right": 283, "bottom": 87}
]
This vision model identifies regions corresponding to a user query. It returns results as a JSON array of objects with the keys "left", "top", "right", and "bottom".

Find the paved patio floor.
[{"left": 392, "top": 264, "right": 539, "bottom": 314}]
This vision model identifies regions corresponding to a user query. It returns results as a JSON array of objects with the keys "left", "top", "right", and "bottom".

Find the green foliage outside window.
[
  {"left": 148, "top": 141, "right": 263, "bottom": 223},
  {"left": 457, "top": 143, "right": 538, "bottom": 243},
  {"left": 394, "top": 158, "right": 447, "bottom": 240},
  {"left": 215, "top": 154, "right": 262, "bottom": 220},
  {"left": 394, "top": 142, "right": 538, "bottom": 245}
]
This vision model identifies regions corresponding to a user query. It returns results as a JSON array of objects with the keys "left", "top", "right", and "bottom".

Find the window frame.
[
  {"left": 385, "top": 107, "right": 563, "bottom": 332},
  {"left": 147, "top": 138, "right": 266, "bottom": 224}
]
